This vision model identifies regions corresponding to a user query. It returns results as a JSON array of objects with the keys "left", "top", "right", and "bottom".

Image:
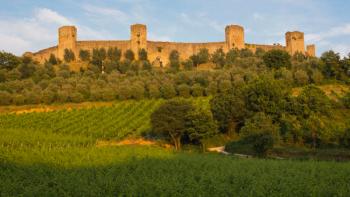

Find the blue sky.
[{"left": 1, "top": 0, "right": 350, "bottom": 56}]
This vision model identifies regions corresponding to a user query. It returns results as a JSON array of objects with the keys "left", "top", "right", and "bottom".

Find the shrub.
[
  {"left": 79, "top": 50, "right": 91, "bottom": 62},
  {"left": 342, "top": 92, "right": 350, "bottom": 109},
  {"left": 64, "top": 49, "right": 75, "bottom": 62},
  {"left": 191, "top": 83, "right": 204, "bottom": 97},
  {"left": 177, "top": 84, "right": 191, "bottom": 98},
  {"left": 294, "top": 69, "right": 309, "bottom": 85},
  {"left": 160, "top": 83, "right": 176, "bottom": 99},
  {"left": 263, "top": 49, "right": 291, "bottom": 69}
]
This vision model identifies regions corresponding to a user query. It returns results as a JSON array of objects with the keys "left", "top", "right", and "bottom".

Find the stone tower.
[
  {"left": 225, "top": 25, "right": 245, "bottom": 50},
  {"left": 130, "top": 24, "right": 147, "bottom": 59},
  {"left": 58, "top": 26, "right": 77, "bottom": 60},
  {"left": 306, "top": 44, "right": 316, "bottom": 57},
  {"left": 285, "top": 31, "right": 305, "bottom": 55}
]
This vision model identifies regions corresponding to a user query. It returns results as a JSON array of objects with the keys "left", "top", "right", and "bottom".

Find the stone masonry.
[{"left": 24, "top": 24, "right": 316, "bottom": 67}]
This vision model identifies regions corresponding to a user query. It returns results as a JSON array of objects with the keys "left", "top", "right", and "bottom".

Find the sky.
[{"left": 1, "top": 0, "right": 350, "bottom": 57}]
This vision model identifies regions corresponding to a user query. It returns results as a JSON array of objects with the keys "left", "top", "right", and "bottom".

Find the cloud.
[
  {"left": 82, "top": 4, "right": 129, "bottom": 24},
  {"left": 35, "top": 8, "right": 73, "bottom": 25},
  {"left": 178, "top": 12, "right": 223, "bottom": 32},
  {"left": 0, "top": 8, "right": 108, "bottom": 55},
  {"left": 305, "top": 24, "right": 350, "bottom": 42}
]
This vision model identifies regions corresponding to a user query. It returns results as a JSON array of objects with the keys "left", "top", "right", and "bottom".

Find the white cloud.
[
  {"left": 82, "top": 4, "right": 129, "bottom": 24},
  {"left": 0, "top": 8, "right": 107, "bottom": 55},
  {"left": 35, "top": 8, "right": 73, "bottom": 25},
  {"left": 305, "top": 24, "right": 350, "bottom": 42}
]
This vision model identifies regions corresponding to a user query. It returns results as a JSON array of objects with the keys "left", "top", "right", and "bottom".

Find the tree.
[
  {"left": 242, "top": 76, "right": 291, "bottom": 117},
  {"left": 182, "top": 59, "right": 194, "bottom": 70},
  {"left": 92, "top": 48, "right": 106, "bottom": 67},
  {"left": 49, "top": 54, "right": 58, "bottom": 65},
  {"left": 124, "top": 49, "right": 135, "bottom": 61},
  {"left": 177, "top": 84, "right": 191, "bottom": 98},
  {"left": 160, "top": 83, "right": 176, "bottom": 99},
  {"left": 190, "top": 54, "right": 200, "bottom": 67},
  {"left": 255, "top": 48, "right": 265, "bottom": 57},
  {"left": 107, "top": 47, "right": 121, "bottom": 62},
  {"left": 151, "top": 99, "right": 194, "bottom": 150},
  {"left": 293, "top": 69, "right": 309, "bottom": 85},
  {"left": 342, "top": 92, "right": 350, "bottom": 109},
  {"left": 211, "top": 48, "right": 226, "bottom": 68},
  {"left": 0, "top": 91, "right": 11, "bottom": 105},
  {"left": 226, "top": 48, "right": 239, "bottom": 65},
  {"left": 239, "top": 112, "right": 280, "bottom": 155},
  {"left": 138, "top": 48, "right": 148, "bottom": 61},
  {"left": 18, "top": 63, "right": 36, "bottom": 79},
  {"left": 197, "top": 48, "right": 210, "bottom": 64},
  {"left": 320, "top": 50, "right": 341, "bottom": 79},
  {"left": 296, "top": 85, "right": 331, "bottom": 118},
  {"left": 186, "top": 108, "right": 218, "bottom": 151},
  {"left": 210, "top": 89, "right": 246, "bottom": 134},
  {"left": 79, "top": 50, "right": 91, "bottom": 62},
  {"left": 263, "top": 49, "right": 291, "bottom": 69},
  {"left": 169, "top": 50, "right": 180, "bottom": 70},
  {"left": 64, "top": 49, "right": 75, "bottom": 62},
  {"left": 304, "top": 113, "right": 326, "bottom": 148},
  {"left": 239, "top": 48, "right": 254, "bottom": 58},
  {"left": 0, "top": 51, "right": 20, "bottom": 70},
  {"left": 191, "top": 83, "right": 204, "bottom": 97}
]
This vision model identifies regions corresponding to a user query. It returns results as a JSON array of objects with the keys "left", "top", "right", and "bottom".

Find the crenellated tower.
[
  {"left": 130, "top": 24, "right": 147, "bottom": 59},
  {"left": 225, "top": 25, "right": 245, "bottom": 50},
  {"left": 58, "top": 26, "right": 77, "bottom": 60},
  {"left": 306, "top": 44, "right": 316, "bottom": 57},
  {"left": 285, "top": 31, "right": 305, "bottom": 55}
]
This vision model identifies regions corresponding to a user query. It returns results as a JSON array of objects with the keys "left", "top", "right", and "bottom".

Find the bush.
[
  {"left": 191, "top": 83, "right": 204, "bottom": 97},
  {"left": 79, "top": 50, "right": 91, "bottom": 62},
  {"left": 294, "top": 69, "right": 309, "bottom": 85},
  {"left": 240, "top": 112, "right": 280, "bottom": 142},
  {"left": 124, "top": 50, "right": 135, "bottom": 61},
  {"left": 342, "top": 92, "right": 350, "bottom": 109},
  {"left": 160, "top": 83, "right": 176, "bottom": 99},
  {"left": 177, "top": 84, "right": 191, "bottom": 98},
  {"left": 263, "top": 49, "right": 291, "bottom": 69}
]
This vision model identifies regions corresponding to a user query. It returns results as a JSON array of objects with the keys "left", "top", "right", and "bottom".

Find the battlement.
[{"left": 26, "top": 23, "right": 316, "bottom": 66}]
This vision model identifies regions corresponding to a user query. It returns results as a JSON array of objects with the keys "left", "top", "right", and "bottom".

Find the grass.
[
  {"left": 1, "top": 126, "right": 350, "bottom": 196},
  {"left": 1, "top": 96, "right": 350, "bottom": 196}
]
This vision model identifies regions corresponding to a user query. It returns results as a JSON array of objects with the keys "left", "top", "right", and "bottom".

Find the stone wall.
[
  {"left": 147, "top": 41, "right": 226, "bottom": 66},
  {"left": 27, "top": 23, "right": 316, "bottom": 67}
]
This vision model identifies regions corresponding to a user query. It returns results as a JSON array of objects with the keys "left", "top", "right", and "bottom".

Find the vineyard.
[
  {"left": 0, "top": 97, "right": 210, "bottom": 140},
  {"left": 1, "top": 97, "right": 350, "bottom": 196}
]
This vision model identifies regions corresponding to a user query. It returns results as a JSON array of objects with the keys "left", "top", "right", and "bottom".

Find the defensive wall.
[{"left": 24, "top": 24, "right": 316, "bottom": 67}]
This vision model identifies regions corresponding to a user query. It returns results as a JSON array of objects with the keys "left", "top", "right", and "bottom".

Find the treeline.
[
  {"left": 151, "top": 77, "right": 350, "bottom": 154},
  {"left": 0, "top": 47, "right": 349, "bottom": 106}
]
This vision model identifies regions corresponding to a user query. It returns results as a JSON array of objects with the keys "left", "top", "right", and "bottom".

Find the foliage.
[
  {"left": 124, "top": 49, "right": 135, "bottom": 61},
  {"left": 48, "top": 54, "right": 58, "bottom": 65},
  {"left": 0, "top": 51, "right": 21, "bottom": 70},
  {"left": 263, "top": 49, "right": 291, "bottom": 69},
  {"left": 151, "top": 99, "right": 194, "bottom": 150},
  {"left": 211, "top": 48, "right": 226, "bottom": 68},
  {"left": 64, "top": 49, "right": 75, "bottom": 62},
  {"left": 169, "top": 50, "right": 180, "bottom": 71},
  {"left": 79, "top": 50, "right": 91, "bottom": 62},
  {"left": 185, "top": 108, "right": 218, "bottom": 150},
  {"left": 138, "top": 48, "right": 148, "bottom": 61},
  {"left": 107, "top": 47, "right": 121, "bottom": 62}
]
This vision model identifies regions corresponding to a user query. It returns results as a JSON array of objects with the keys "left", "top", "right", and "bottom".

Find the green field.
[{"left": 1, "top": 98, "right": 350, "bottom": 196}]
